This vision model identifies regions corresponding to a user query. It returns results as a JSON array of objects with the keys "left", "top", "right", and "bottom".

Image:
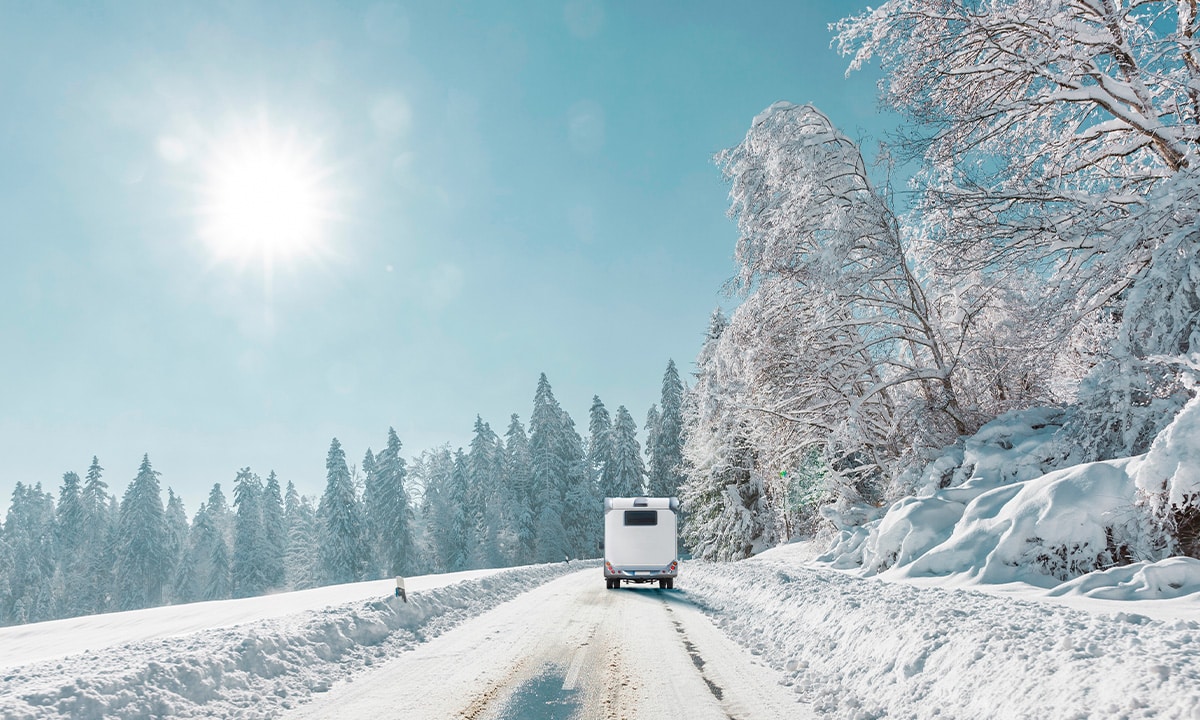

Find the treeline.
[
  {"left": 0, "top": 368, "right": 685, "bottom": 627},
  {"left": 679, "top": 1, "right": 1200, "bottom": 560}
]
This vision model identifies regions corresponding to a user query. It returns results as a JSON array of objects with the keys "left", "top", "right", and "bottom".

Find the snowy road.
[{"left": 282, "top": 568, "right": 808, "bottom": 720}]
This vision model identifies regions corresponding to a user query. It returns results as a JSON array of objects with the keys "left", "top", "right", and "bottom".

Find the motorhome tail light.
[{"left": 605, "top": 562, "right": 615, "bottom": 574}]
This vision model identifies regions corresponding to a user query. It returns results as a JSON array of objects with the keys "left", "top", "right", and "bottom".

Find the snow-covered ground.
[
  {"left": 2, "top": 547, "right": 1197, "bottom": 718},
  {"left": 0, "top": 564, "right": 575, "bottom": 719},
  {"left": 692, "top": 542, "right": 1200, "bottom": 718}
]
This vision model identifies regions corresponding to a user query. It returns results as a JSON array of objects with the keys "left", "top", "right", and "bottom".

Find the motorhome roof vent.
[{"left": 633, "top": 497, "right": 649, "bottom": 507}]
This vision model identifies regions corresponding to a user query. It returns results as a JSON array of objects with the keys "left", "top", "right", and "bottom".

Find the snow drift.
[{"left": 0, "top": 562, "right": 585, "bottom": 719}]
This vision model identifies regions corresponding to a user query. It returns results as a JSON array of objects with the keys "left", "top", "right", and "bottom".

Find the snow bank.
[
  {"left": 819, "top": 406, "right": 1182, "bottom": 586},
  {"left": 0, "top": 562, "right": 586, "bottom": 720},
  {"left": 821, "top": 408, "right": 1073, "bottom": 573},
  {"left": 681, "top": 558, "right": 1200, "bottom": 719},
  {"left": 902, "top": 457, "right": 1141, "bottom": 585}
]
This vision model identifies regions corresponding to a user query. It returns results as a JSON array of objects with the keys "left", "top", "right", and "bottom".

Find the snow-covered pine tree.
[
  {"left": 284, "top": 481, "right": 320, "bottom": 590},
  {"left": 608, "top": 406, "right": 646, "bottom": 497},
  {"left": 232, "top": 468, "right": 270, "bottom": 598},
  {"left": 261, "top": 471, "right": 286, "bottom": 589},
  {"left": 588, "top": 396, "right": 614, "bottom": 496},
  {"left": 198, "top": 483, "right": 234, "bottom": 599},
  {"left": 182, "top": 500, "right": 230, "bottom": 601},
  {"left": 503, "top": 414, "right": 535, "bottom": 565},
  {"left": 113, "top": 455, "right": 171, "bottom": 611},
  {"left": 163, "top": 488, "right": 189, "bottom": 604},
  {"left": 361, "top": 448, "right": 384, "bottom": 578},
  {"left": 648, "top": 360, "right": 686, "bottom": 498},
  {"left": 373, "top": 428, "right": 416, "bottom": 576},
  {"left": 54, "top": 471, "right": 86, "bottom": 617},
  {"left": 79, "top": 456, "right": 114, "bottom": 615},
  {"left": 680, "top": 307, "right": 779, "bottom": 559},
  {"left": 318, "top": 438, "right": 368, "bottom": 585},
  {"left": 559, "top": 409, "right": 596, "bottom": 559},
  {"left": 1, "top": 482, "right": 57, "bottom": 625},
  {"left": 206, "top": 483, "right": 234, "bottom": 553},
  {"left": 422, "top": 448, "right": 470, "bottom": 572},
  {"left": 643, "top": 404, "right": 660, "bottom": 493},
  {"left": 529, "top": 374, "right": 571, "bottom": 562},
  {"left": 0, "top": 521, "right": 11, "bottom": 625},
  {"left": 468, "top": 418, "right": 505, "bottom": 568}
]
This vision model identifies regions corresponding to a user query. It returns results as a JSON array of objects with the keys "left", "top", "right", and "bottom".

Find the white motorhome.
[{"left": 601, "top": 497, "right": 679, "bottom": 589}]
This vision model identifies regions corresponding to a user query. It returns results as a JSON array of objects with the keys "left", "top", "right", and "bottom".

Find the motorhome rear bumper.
[{"left": 604, "top": 560, "right": 679, "bottom": 579}]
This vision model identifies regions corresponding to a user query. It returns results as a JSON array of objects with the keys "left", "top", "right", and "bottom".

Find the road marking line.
[{"left": 562, "top": 645, "right": 587, "bottom": 691}]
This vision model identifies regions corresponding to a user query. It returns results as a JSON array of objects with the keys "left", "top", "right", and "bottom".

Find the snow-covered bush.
[
  {"left": 1134, "top": 392, "right": 1200, "bottom": 559},
  {"left": 819, "top": 407, "right": 1103, "bottom": 580}
]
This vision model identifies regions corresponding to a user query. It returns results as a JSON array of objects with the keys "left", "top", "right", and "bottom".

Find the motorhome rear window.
[{"left": 624, "top": 510, "right": 658, "bottom": 526}]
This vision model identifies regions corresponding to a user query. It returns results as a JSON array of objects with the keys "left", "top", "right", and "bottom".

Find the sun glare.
[{"left": 199, "top": 122, "right": 332, "bottom": 272}]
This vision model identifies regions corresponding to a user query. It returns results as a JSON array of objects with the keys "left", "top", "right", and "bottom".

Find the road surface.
[{"left": 282, "top": 567, "right": 810, "bottom": 719}]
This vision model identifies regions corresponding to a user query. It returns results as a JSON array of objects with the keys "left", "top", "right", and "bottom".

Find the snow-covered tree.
[
  {"left": 79, "top": 456, "right": 114, "bottom": 615},
  {"left": 503, "top": 414, "right": 535, "bottom": 564},
  {"left": 205, "top": 483, "right": 234, "bottom": 553},
  {"left": 113, "top": 455, "right": 171, "bottom": 611},
  {"left": 178, "top": 484, "right": 232, "bottom": 602},
  {"left": 680, "top": 308, "right": 780, "bottom": 559},
  {"left": 607, "top": 406, "right": 646, "bottom": 497},
  {"left": 644, "top": 404, "right": 660, "bottom": 488},
  {"left": 182, "top": 499, "right": 231, "bottom": 602},
  {"left": 261, "top": 471, "right": 286, "bottom": 589},
  {"left": 232, "top": 468, "right": 270, "bottom": 598},
  {"left": 54, "top": 471, "right": 86, "bottom": 616},
  {"left": 1, "top": 482, "right": 57, "bottom": 624},
  {"left": 836, "top": 0, "right": 1200, "bottom": 459},
  {"left": 648, "top": 360, "right": 686, "bottom": 498},
  {"left": 318, "top": 438, "right": 368, "bottom": 585},
  {"left": 163, "top": 488, "right": 189, "bottom": 604},
  {"left": 361, "top": 448, "right": 384, "bottom": 577},
  {"left": 284, "top": 481, "right": 319, "bottom": 590},
  {"left": 371, "top": 428, "right": 416, "bottom": 576},
  {"left": 713, "top": 101, "right": 1011, "bottom": 504},
  {"left": 468, "top": 417, "right": 506, "bottom": 568},
  {"left": 431, "top": 448, "right": 471, "bottom": 571},
  {"left": 588, "top": 396, "right": 614, "bottom": 494},
  {"left": 529, "top": 374, "right": 572, "bottom": 561}
]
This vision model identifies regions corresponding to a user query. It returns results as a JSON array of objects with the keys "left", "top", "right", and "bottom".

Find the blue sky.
[{"left": 0, "top": 1, "right": 893, "bottom": 510}]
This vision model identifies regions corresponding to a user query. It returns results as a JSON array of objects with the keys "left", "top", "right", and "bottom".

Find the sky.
[{"left": 0, "top": 0, "right": 895, "bottom": 511}]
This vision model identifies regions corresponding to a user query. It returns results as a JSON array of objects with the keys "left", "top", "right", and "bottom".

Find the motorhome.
[{"left": 601, "top": 497, "right": 679, "bottom": 589}]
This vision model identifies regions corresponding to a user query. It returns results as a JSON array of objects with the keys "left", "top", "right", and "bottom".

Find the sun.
[{"left": 198, "top": 121, "right": 332, "bottom": 272}]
